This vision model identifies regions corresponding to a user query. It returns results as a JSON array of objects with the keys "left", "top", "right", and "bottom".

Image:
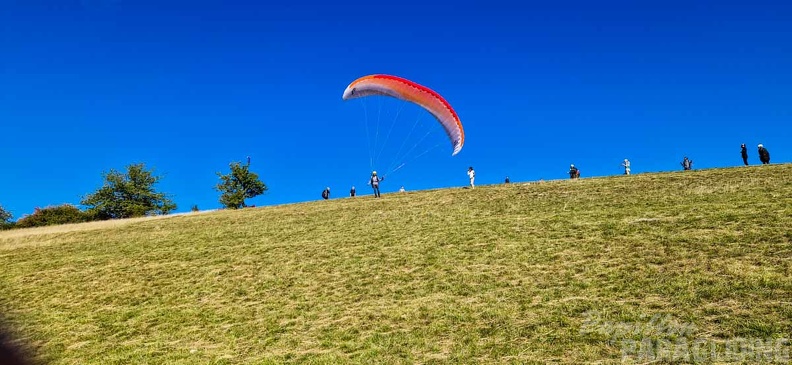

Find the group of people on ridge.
[
  {"left": 682, "top": 143, "right": 771, "bottom": 171},
  {"left": 323, "top": 171, "right": 390, "bottom": 199},
  {"left": 573, "top": 143, "right": 772, "bottom": 178},
  {"left": 323, "top": 143, "right": 775, "bottom": 199}
]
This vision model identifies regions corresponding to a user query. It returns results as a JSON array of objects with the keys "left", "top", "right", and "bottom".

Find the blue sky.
[{"left": 1, "top": 0, "right": 790, "bottom": 218}]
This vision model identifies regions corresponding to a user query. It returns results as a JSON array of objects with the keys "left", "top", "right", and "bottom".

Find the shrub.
[{"left": 15, "top": 204, "right": 90, "bottom": 228}]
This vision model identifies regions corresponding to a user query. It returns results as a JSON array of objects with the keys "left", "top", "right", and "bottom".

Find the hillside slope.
[{"left": 1, "top": 165, "right": 791, "bottom": 364}]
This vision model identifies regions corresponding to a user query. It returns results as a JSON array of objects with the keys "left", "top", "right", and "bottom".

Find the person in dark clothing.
[
  {"left": 758, "top": 144, "right": 771, "bottom": 164},
  {"left": 741, "top": 144, "right": 749, "bottom": 165},
  {"left": 505, "top": 176, "right": 510, "bottom": 184},
  {"left": 569, "top": 164, "right": 580, "bottom": 179},
  {"left": 681, "top": 157, "right": 693, "bottom": 170},
  {"left": 322, "top": 187, "right": 330, "bottom": 200},
  {"left": 350, "top": 186, "right": 356, "bottom": 197},
  {"left": 369, "top": 171, "right": 384, "bottom": 198}
]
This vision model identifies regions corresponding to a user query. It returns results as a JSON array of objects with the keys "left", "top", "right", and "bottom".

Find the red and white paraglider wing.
[{"left": 343, "top": 74, "right": 464, "bottom": 156}]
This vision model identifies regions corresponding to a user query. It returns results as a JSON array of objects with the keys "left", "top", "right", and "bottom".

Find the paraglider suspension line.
[
  {"left": 374, "top": 99, "right": 407, "bottom": 168},
  {"left": 386, "top": 127, "right": 436, "bottom": 175},
  {"left": 373, "top": 97, "right": 383, "bottom": 166},
  {"left": 385, "top": 112, "right": 424, "bottom": 174},
  {"left": 360, "top": 99, "right": 374, "bottom": 171},
  {"left": 386, "top": 142, "right": 443, "bottom": 177}
]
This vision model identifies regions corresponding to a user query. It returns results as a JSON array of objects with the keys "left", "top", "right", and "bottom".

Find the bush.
[{"left": 15, "top": 204, "right": 90, "bottom": 228}]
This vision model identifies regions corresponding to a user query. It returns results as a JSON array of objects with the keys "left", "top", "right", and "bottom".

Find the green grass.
[{"left": 1, "top": 164, "right": 791, "bottom": 364}]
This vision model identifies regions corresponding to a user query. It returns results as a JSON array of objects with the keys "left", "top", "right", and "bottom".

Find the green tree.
[
  {"left": 216, "top": 161, "right": 267, "bottom": 209},
  {"left": 0, "top": 204, "right": 13, "bottom": 230},
  {"left": 81, "top": 163, "right": 177, "bottom": 219},
  {"left": 15, "top": 204, "right": 89, "bottom": 228}
]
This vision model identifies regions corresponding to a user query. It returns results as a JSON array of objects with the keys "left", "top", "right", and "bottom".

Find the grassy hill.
[{"left": 1, "top": 164, "right": 790, "bottom": 364}]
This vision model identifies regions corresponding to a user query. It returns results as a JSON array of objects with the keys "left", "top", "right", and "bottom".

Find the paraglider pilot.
[
  {"left": 741, "top": 144, "right": 749, "bottom": 165},
  {"left": 369, "top": 171, "right": 384, "bottom": 198}
]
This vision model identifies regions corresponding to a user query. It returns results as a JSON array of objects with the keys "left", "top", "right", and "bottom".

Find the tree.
[
  {"left": 81, "top": 163, "right": 177, "bottom": 219},
  {"left": 0, "top": 204, "right": 13, "bottom": 230},
  {"left": 216, "top": 161, "right": 267, "bottom": 209}
]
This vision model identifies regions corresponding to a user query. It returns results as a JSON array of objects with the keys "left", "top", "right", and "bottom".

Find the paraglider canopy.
[{"left": 343, "top": 74, "right": 465, "bottom": 156}]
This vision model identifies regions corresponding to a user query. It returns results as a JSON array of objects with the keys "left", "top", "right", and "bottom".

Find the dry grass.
[
  {"left": 0, "top": 164, "right": 790, "bottom": 364},
  {"left": 0, "top": 210, "right": 216, "bottom": 242}
]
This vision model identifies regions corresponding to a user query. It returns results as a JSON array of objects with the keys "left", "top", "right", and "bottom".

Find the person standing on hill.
[
  {"left": 569, "top": 164, "right": 580, "bottom": 179},
  {"left": 758, "top": 144, "right": 771, "bottom": 164},
  {"left": 322, "top": 187, "right": 330, "bottom": 200},
  {"left": 740, "top": 144, "right": 749, "bottom": 165},
  {"left": 681, "top": 157, "right": 693, "bottom": 171},
  {"left": 505, "top": 176, "right": 510, "bottom": 184},
  {"left": 369, "top": 171, "right": 384, "bottom": 198},
  {"left": 350, "top": 186, "right": 356, "bottom": 197},
  {"left": 467, "top": 167, "right": 476, "bottom": 188},
  {"left": 621, "top": 159, "right": 631, "bottom": 175}
]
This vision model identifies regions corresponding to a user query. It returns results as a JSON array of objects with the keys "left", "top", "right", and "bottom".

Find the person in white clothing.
[
  {"left": 467, "top": 167, "right": 475, "bottom": 189},
  {"left": 621, "top": 159, "right": 631, "bottom": 175}
]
